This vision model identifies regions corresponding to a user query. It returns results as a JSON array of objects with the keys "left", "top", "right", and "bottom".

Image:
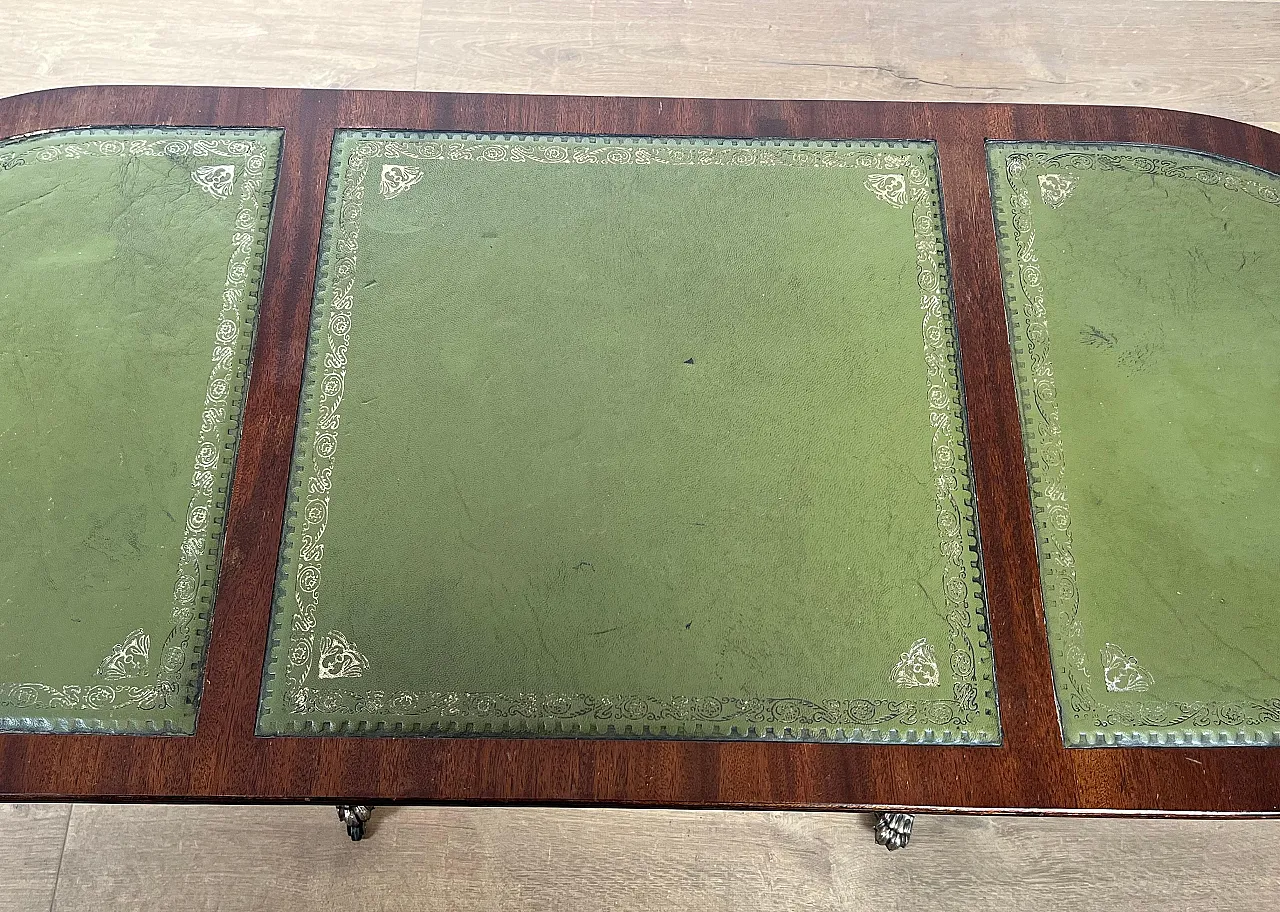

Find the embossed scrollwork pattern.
[
  {"left": 270, "top": 134, "right": 993, "bottom": 741},
  {"left": 995, "top": 144, "right": 1280, "bottom": 743},
  {"left": 0, "top": 131, "right": 275, "bottom": 721},
  {"left": 284, "top": 688, "right": 970, "bottom": 734}
]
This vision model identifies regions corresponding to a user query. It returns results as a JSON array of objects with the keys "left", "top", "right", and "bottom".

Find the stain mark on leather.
[
  {"left": 1118, "top": 342, "right": 1157, "bottom": 374},
  {"left": 1080, "top": 325, "right": 1117, "bottom": 348}
]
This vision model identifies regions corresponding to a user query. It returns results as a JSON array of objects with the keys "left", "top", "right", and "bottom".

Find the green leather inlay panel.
[
  {"left": 989, "top": 142, "right": 1280, "bottom": 746},
  {"left": 0, "top": 128, "right": 281, "bottom": 733},
  {"left": 259, "top": 132, "right": 997, "bottom": 742}
]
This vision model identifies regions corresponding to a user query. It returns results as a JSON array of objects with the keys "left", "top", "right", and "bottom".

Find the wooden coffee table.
[{"left": 1, "top": 86, "right": 1277, "bottom": 849}]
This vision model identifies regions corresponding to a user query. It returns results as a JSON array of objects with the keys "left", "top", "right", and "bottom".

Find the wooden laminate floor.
[
  {"left": 5, "top": 804, "right": 1280, "bottom": 912},
  {"left": 2, "top": 2, "right": 1279, "bottom": 909}
]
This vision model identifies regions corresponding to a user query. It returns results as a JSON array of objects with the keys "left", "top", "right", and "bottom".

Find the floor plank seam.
[{"left": 46, "top": 805, "right": 72, "bottom": 912}]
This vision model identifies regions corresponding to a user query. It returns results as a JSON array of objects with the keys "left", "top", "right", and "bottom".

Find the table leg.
[
  {"left": 336, "top": 804, "right": 375, "bottom": 841},
  {"left": 873, "top": 812, "right": 914, "bottom": 850}
]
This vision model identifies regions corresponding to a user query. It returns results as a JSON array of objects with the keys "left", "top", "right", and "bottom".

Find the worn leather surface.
[
  {"left": 260, "top": 133, "right": 997, "bottom": 741},
  {"left": 0, "top": 128, "right": 280, "bottom": 732},
  {"left": 990, "top": 142, "right": 1280, "bottom": 745}
]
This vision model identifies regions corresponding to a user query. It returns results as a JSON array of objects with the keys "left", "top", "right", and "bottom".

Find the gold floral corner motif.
[
  {"left": 274, "top": 135, "right": 991, "bottom": 740},
  {"left": 995, "top": 143, "right": 1280, "bottom": 740},
  {"left": 0, "top": 130, "right": 276, "bottom": 720}
]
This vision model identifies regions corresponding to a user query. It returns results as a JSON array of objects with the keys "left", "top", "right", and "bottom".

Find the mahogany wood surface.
[{"left": 1, "top": 86, "right": 1277, "bottom": 814}]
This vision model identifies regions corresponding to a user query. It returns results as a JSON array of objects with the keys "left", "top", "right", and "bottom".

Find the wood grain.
[
  {"left": 0, "top": 804, "right": 68, "bottom": 912},
  {"left": 0, "top": 2, "right": 1277, "bottom": 132},
  {"left": 0, "top": 87, "right": 1277, "bottom": 815},
  {"left": 0, "top": 1, "right": 420, "bottom": 98},
  {"left": 48, "top": 804, "right": 1280, "bottom": 911},
  {"left": 414, "top": 0, "right": 1280, "bottom": 129}
]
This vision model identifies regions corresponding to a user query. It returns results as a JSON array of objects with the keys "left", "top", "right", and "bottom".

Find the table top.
[{"left": 1, "top": 85, "right": 1278, "bottom": 814}]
